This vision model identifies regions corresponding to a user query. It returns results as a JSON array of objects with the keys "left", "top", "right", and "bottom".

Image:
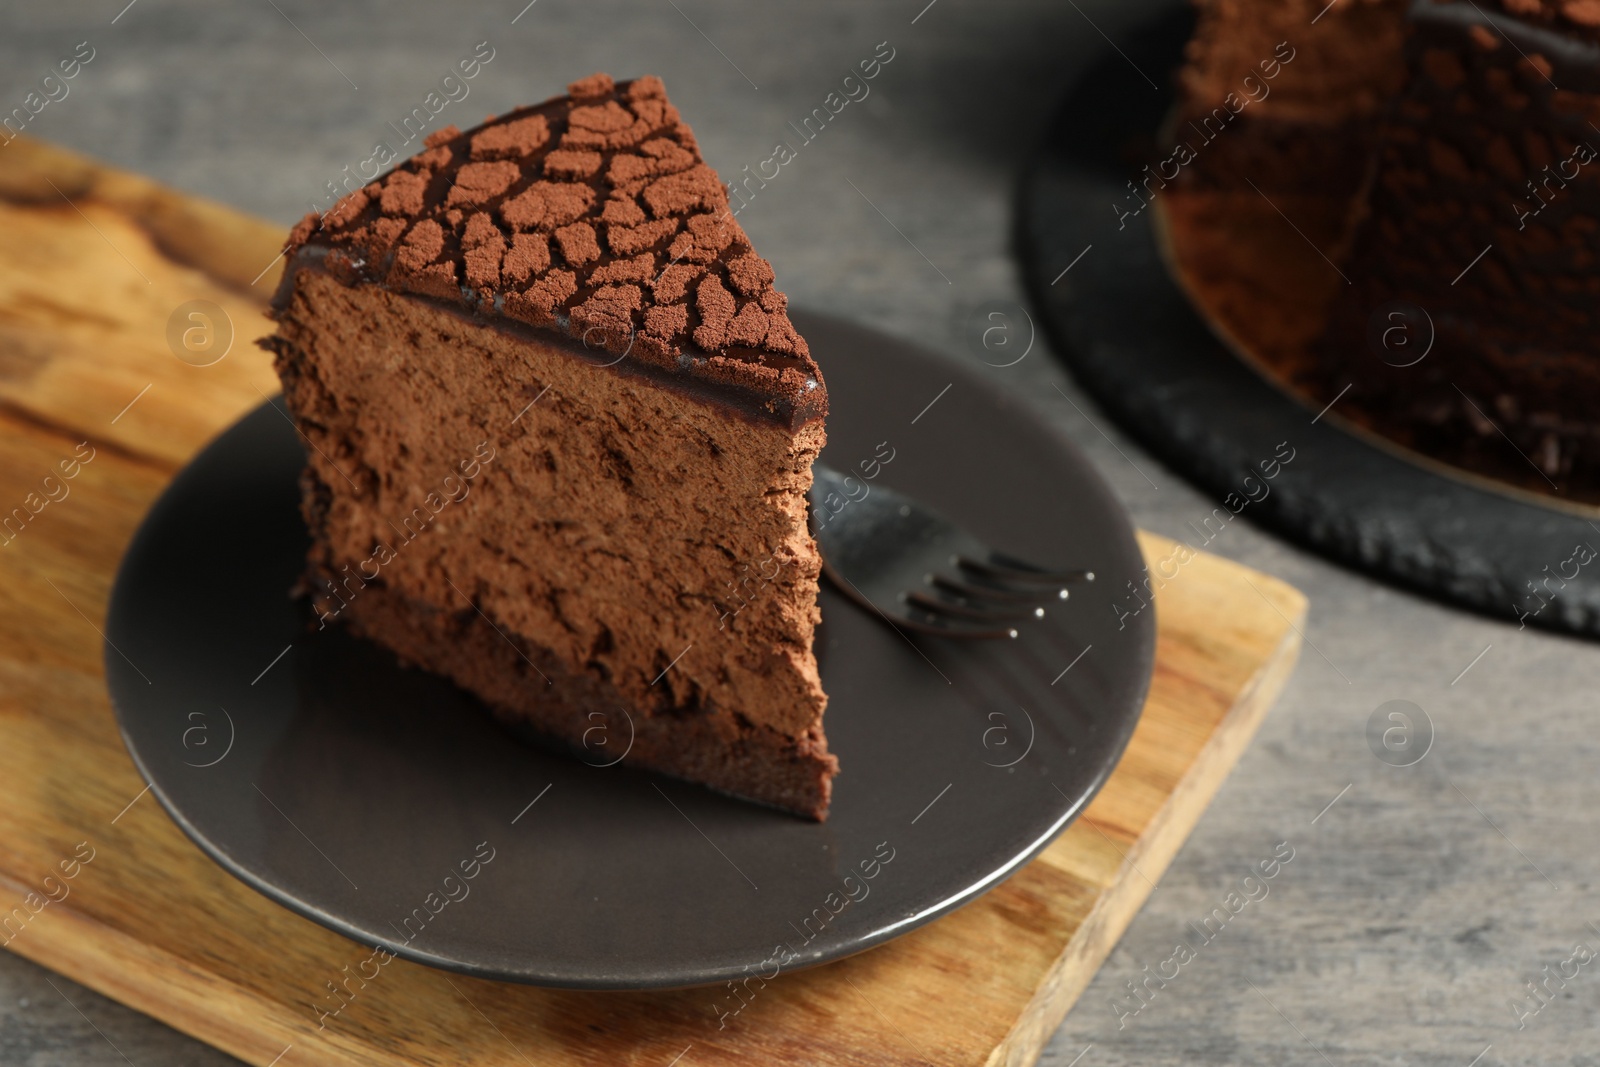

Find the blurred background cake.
[{"left": 1165, "top": 0, "right": 1600, "bottom": 500}]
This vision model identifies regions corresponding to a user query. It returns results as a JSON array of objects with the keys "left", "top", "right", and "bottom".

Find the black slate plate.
[
  {"left": 1018, "top": 2, "right": 1600, "bottom": 637},
  {"left": 103, "top": 310, "right": 1156, "bottom": 991}
]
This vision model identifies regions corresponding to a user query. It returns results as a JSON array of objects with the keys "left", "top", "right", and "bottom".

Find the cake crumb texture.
[{"left": 270, "top": 270, "right": 836, "bottom": 817}]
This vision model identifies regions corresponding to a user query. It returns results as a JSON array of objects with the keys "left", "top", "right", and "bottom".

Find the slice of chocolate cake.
[{"left": 266, "top": 73, "right": 837, "bottom": 818}]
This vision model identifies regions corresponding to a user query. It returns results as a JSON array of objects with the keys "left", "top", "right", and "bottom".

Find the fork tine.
[
  {"left": 929, "top": 573, "right": 1069, "bottom": 605},
  {"left": 955, "top": 553, "right": 1095, "bottom": 585},
  {"left": 819, "top": 559, "right": 1019, "bottom": 639},
  {"left": 900, "top": 607, "right": 1020, "bottom": 640},
  {"left": 904, "top": 590, "right": 1046, "bottom": 623},
  {"left": 811, "top": 463, "right": 1089, "bottom": 641}
]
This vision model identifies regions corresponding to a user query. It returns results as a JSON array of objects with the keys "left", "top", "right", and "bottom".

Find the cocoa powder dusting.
[{"left": 279, "top": 72, "right": 821, "bottom": 416}]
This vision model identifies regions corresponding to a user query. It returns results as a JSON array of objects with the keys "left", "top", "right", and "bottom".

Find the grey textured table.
[{"left": 3, "top": 2, "right": 1596, "bottom": 1064}]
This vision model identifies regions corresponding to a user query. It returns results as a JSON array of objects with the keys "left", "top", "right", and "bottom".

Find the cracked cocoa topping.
[{"left": 276, "top": 72, "right": 824, "bottom": 426}]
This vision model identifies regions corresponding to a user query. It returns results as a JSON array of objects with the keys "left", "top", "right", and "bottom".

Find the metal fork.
[{"left": 810, "top": 464, "right": 1093, "bottom": 639}]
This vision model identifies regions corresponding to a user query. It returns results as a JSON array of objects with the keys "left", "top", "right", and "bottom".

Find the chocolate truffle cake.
[
  {"left": 266, "top": 73, "right": 837, "bottom": 819},
  {"left": 1171, "top": 0, "right": 1600, "bottom": 497},
  {"left": 1318, "top": 1, "right": 1600, "bottom": 486}
]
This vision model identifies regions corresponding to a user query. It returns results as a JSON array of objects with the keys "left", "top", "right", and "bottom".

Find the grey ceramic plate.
[
  {"left": 104, "top": 310, "right": 1155, "bottom": 991},
  {"left": 1018, "top": 1, "right": 1600, "bottom": 637}
]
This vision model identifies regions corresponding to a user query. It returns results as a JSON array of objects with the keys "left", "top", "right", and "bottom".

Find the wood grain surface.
[{"left": 0, "top": 135, "right": 1306, "bottom": 1067}]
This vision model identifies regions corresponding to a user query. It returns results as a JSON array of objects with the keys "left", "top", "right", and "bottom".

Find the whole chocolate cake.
[
  {"left": 1173, "top": 0, "right": 1600, "bottom": 496},
  {"left": 266, "top": 73, "right": 837, "bottom": 818}
]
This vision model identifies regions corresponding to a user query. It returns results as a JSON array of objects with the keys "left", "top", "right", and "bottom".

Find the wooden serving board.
[{"left": 0, "top": 136, "right": 1307, "bottom": 1067}]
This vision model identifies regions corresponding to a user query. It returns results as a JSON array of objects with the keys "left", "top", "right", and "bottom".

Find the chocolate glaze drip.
[{"left": 269, "top": 72, "right": 825, "bottom": 430}]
